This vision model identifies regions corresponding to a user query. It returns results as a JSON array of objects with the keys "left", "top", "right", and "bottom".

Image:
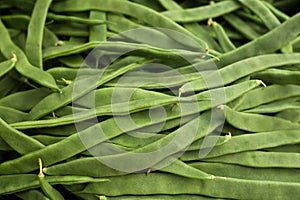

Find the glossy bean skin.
[
  {"left": 220, "top": 105, "right": 300, "bottom": 132},
  {"left": 26, "top": 0, "right": 52, "bottom": 69},
  {"left": 81, "top": 173, "right": 300, "bottom": 199},
  {"left": 161, "top": 1, "right": 241, "bottom": 23},
  {"left": 0, "top": 20, "right": 60, "bottom": 92}
]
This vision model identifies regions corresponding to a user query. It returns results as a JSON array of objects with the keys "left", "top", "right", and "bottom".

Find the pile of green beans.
[{"left": 0, "top": 0, "right": 299, "bottom": 199}]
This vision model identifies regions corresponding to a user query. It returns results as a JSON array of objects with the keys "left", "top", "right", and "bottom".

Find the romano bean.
[
  {"left": 11, "top": 79, "right": 260, "bottom": 129},
  {"left": 161, "top": 1, "right": 241, "bottom": 23},
  {"left": 181, "top": 130, "right": 300, "bottom": 160},
  {"left": 211, "top": 21, "right": 236, "bottom": 52},
  {"left": 235, "top": 84, "right": 300, "bottom": 111},
  {"left": 16, "top": 190, "right": 50, "bottom": 200},
  {"left": 0, "top": 106, "right": 28, "bottom": 123},
  {"left": 0, "top": 118, "right": 45, "bottom": 155},
  {"left": 276, "top": 108, "right": 300, "bottom": 123},
  {"left": 0, "top": 19, "right": 60, "bottom": 92},
  {"left": 239, "top": 0, "right": 281, "bottom": 30},
  {"left": 203, "top": 151, "right": 300, "bottom": 168},
  {"left": 264, "top": 144, "right": 300, "bottom": 153},
  {"left": 191, "top": 162, "right": 300, "bottom": 183},
  {"left": 223, "top": 13, "right": 261, "bottom": 40},
  {"left": 89, "top": 11, "right": 107, "bottom": 42},
  {"left": 0, "top": 87, "right": 51, "bottom": 111},
  {"left": 251, "top": 68, "right": 300, "bottom": 85},
  {"left": 81, "top": 173, "right": 300, "bottom": 199},
  {"left": 47, "top": 12, "right": 107, "bottom": 25},
  {"left": 219, "top": 105, "right": 300, "bottom": 132},
  {"left": 182, "top": 53, "right": 300, "bottom": 92},
  {"left": 0, "top": 173, "right": 108, "bottom": 195},
  {"left": 0, "top": 52, "right": 17, "bottom": 78},
  {"left": 26, "top": 0, "right": 52, "bottom": 69},
  {"left": 32, "top": 135, "right": 66, "bottom": 146},
  {"left": 244, "top": 97, "right": 300, "bottom": 114},
  {"left": 50, "top": 0, "right": 208, "bottom": 49}
]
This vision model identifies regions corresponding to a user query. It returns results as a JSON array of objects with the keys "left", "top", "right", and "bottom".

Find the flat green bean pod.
[
  {"left": 0, "top": 53, "right": 17, "bottom": 78},
  {"left": 203, "top": 151, "right": 300, "bottom": 168},
  {"left": 161, "top": 1, "right": 241, "bottom": 23},
  {"left": 219, "top": 105, "right": 300, "bottom": 132},
  {"left": 47, "top": 12, "right": 107, "bottom": 25},
  {"left": 0, "top": 19, "right": 60, "bottom": 92},
  {"left": 181, "top": 130, "right": 300, "bottom": 160},
  {"left": 81, "top": 173, "right": 300, "bottom": 199},
  {"left": 0, "top": 118, "right": 45, "bottom": 155}
]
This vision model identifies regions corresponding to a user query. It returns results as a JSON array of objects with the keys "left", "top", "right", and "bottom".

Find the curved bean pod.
[
  {"left": 0, "top": 19, "right": 60, "bottom": 92},
  {"left": 219, "top": 105, "right": 300, "bottom": 132},
  {"left": 26, "top": 0, "right": 52, "bottom": 69}
]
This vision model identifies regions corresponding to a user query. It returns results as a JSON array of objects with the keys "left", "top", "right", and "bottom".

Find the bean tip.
[
  {"left": 217, "top": 105, "right": 224, "bottom": 110},
  {"left": 256, "top": 80, "right": 267, "bottom": 87}
]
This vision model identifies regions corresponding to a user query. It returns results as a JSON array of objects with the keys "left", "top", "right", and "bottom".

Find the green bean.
[
  {"left": 16, "top": 190, "right": 50, "bottom": 200},
  {"left": 0, "top": 19, "right": 60, "bottom": 92},
  {"left": 0, "top": 118, "right": 45, "bottom": 155},
  {"left": 265, "top": 144, "right": 300, "bottom": 153},
  {"left": 0, "top": 137, "right": 12, "bottom": 151},
  {"left": 0, "top": 106, "right": 28, "bottom": 123},
  {"left": 0, "top": 52, "right": 17, "bottom": 78},
  {"left": 0, "top": 87, "right": 51, "bottom": 111},
  {"left": 235, "top": 84, "right": 300, "bottom": 111},
  {"left": 47, "top": 12, "right": 107, "bottom": 25},
  {"left": 26, "top": 0, "right": 52, "bottom": 69},
  {"left": 0, "top": 173, "right": 108, "bottom": 195},
  {"left": 43, "top": 27, "right": 59, "bottom": 48},
  {"left": 251, "top": 68, "right": 300, "bottom": 85},
  {"left": 158, "top": 158, "right": 213, "bottom": 180},
  {"left": 33, "top": 124, "right": 80, "bottom": 136},
  {"left": 54, "top": 106, "right": 87, "bottom": 117},
  {"left": 28, "top": 60, "right": 150, "bottom": 120},
  {"left": 81, "top": 173, "right": 300, "bottom": 199},
  {"left": 32, "top": 135, "right": 66, "bottom": 146},
  {"left": 262, "top": 1, "right": 290, "bottom": 21},
  {"left": 0, "top": 74, "right": 22, "bottom": 98},
  {"left": 223, "top": 13, "right": 261, "bottom": 40},
  {"left": 47, "top": 22, "right": 89, "bottom": 37},
  {"left": 132, "top": 0, "right": 164, "bottom": 12},
  {"left": 46, "top": 67, "right": 99, "bottom": 81},
  {"left": 187, "top": 134, "right": 231, "bottom": 151},
  {"left": 38, "top": 158, "right": 65, "bottom": 200},
  {"left": 181, "top": 130, "right": 300, "bottom": 160},
  {"left": 89, "top": 11, "right": 107, "bottom": 42},
  {"left": 161, "top": 1, "right": 241, "bottom": 23},
  {"left": 182, "top": 53, "right": 300, "bottom": 92},
  {"left": 239, "top": 0, "right": 281, "bottom": 30},
  {"left": 1, "top": 0, "right": 35, "bottom": 12},
  {"left": 244, "top": 97, "right": 300, "bottom": 114},
  {"left": 0, "top": 15, "right": 30, "bottom": 30},
  {"left": 206, "top": 12, "right": 300, "bottom": 69},
  {"left": 50, "top": 0, "right": 208, "bottom": 49},
  {"left": 203, "top": 151, "right": 300, "bottom": 168},
  {"left": 219, "top": 105, "right": 300, "bottom": 132},
  {"left": 102, "top": 195, "right": 218, "bottom": 200},
  {"left": 211, "top": 21, "right": 236, "bottom": 52},
  {"left": 58, "top": 54, "right": 84, "bottom": 68},
  {"left": 12, "top": 79, "right": 260, "bottom": 129},
  {"left": 191, "top": 162, "right": 300, "bottom": 183},
  {"left": 43, "top": 41, "right": 200, "bottom": 65},
  {"left": 276, "top": 108, "right": 300, "bottom": 123}
]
